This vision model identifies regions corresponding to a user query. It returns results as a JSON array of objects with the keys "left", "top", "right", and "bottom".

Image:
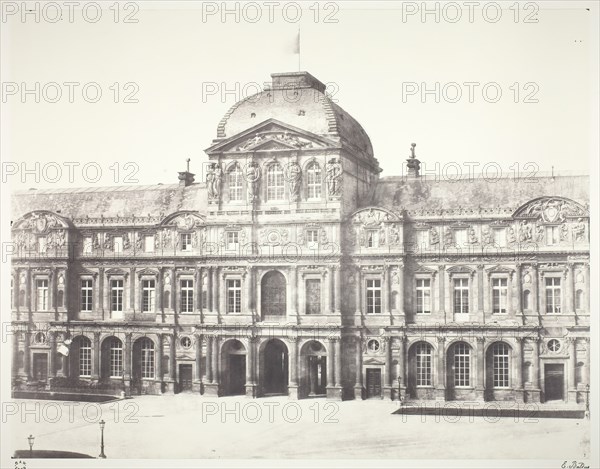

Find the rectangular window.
[
  {"left": 416, "top": 230, "right": 429, "bottom": 250},
  {"left": 81, "top": 279, "right": 93, "bottom": 312},
  {"left": 109, "top": 341, "right": 123, "bottom": 378},
  {"left": 226, "top": 279, "right": 242, "bottom": 313},
  {"left": 416, "top": 279, "right": 431, "bottom": 314},
  {"left": 546, "top": 226, "right": 560, "bottom": 245},
  {"left": 493, "top": 228, "right": 506, "bottom": 247},
  {"left": 79, "top": 342, "right": 92, "bottom": 377},
  {"left": 180, "top": 279, "right": 194, "bottom": 313},
  {"left": 36, "top": 279, "right": 49, "bottom": 311},
  {"left": 454, "top": 229, "right": 467, "bottom": 247},
  {"left": 141, "top": 344, "right": 155, "bottom": 379},
  {"left": 366, "top": 230, "right": 379, "bottom": 248},
  {"left": 110, "top": 279, "right": 124, "bottom": 312},
  {"left": 226, "top": 231, "right": 239, "bottom": 251},
  {"left": 545, "top": 277, "right": 561, "bottom": 313},
  {"left": 453, "top": 278, "right": 469, "bottom": 314},
  {"left": 305, "top": 279, "right": 321, "bottom": 314},
  {"left": 38, "top": 236, "right": 47, "bottom": 254},
  {"left": 493, "top": 346, "right": 510, "bottom": 388},
  {"left": 416, "top": 345, "right": 432, "bottom": 386},
  {"left": 83, "top": 236, "right": 93, "bottom": 254},
  {"left": 366, "top": 279, "right": 382, "bottom": 314},
  {"left": 144, "top": 235, "right": 154, "bottom": 253},
  {"left": 492, "top": 278, "right": 508, "bottom": 314},
  {"left": 307, "top": 229, "right": 319, "bottom": 249},
  {"left": 181, "top": 233, "right": 192, "bottom": 251},
  {"left": 454, "top": 344, "right": 471, "bottom": 387},
  {"left": 113, "top": 236, "right": 123, "bottom": 253},
  {"left": 228, "top": 167, "right": 243, "bottom": 201},
  {"left": 142, "top": 279, "right": 156, "bottom": 312}
]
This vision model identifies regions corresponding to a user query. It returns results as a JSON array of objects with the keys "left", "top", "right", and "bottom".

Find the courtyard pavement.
[{"left": 5, "top": 394, "right": 590, "bottom": 460}]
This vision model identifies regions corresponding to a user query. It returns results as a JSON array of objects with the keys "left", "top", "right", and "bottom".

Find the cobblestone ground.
[{"left": 5, "top": 395, "right": 590, "bottom": 460}]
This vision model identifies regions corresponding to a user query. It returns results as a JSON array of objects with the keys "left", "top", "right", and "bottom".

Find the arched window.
[
  {"left": 453, "top": 342, "right": 471, "bottom": 387},
  {"left": 78, "top": 337, "right": 92, "bottom": 377},
  {"left": 266, "top": 163, "right": 285, "bottom": 201},
  {"left": 415, "top": 342, "right": 432, "bottom": 386},
  {"left": 522, "top": 290, "right": 531, "bottom": 310},
  {"left": 228, "top": 164, "right": 243, "bottom": 201},
  {"left": 492, "top": 342, "right": 509, "bottom": 388},
  {"left": 109, "top": 338, "right": 123, "bottom": 378},
  {"left": 306, "top": 162, "right": 322, "bottom": 199},
  {"left": 575, "top": 289, "right": 584, "bottom": 310},
  {"left": 140, "top": 338, "right": 155, "bottom": 379},
  {"left": 261, "top": 271, "right": 286, "bottom": 316}
]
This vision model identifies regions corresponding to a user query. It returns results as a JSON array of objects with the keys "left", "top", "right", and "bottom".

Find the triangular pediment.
[
  {"left": 363, "top": 357, "right": 385, "bottom": 366},
  {"left": 485, "top": 264, "right": 514, "bottom": 275},
  {"left": 413, "top": 264, "right": 438, "bottom": 275},
  {"left": 205, "top": 119, "right": 338, "bottom": 154}
]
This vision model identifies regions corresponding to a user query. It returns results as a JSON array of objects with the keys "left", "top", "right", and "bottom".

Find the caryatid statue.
[{"left": 326, "top": 158, "right": 342, "bottom": 196}]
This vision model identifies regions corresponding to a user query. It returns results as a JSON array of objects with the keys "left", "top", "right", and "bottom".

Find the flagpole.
[{"left": 298, "top": 27, "right": 301, "bottom": 71}]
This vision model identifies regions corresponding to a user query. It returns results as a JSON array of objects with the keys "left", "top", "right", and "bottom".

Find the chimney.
[
  {"left": 270, "top": 71, "right": 326, "bottom": 93},
  {"left": 406, "top": 143, "right": 421, "bottom": 178},
  {"left": 178, "top": 158, "right": 195, "bottom": 186}
]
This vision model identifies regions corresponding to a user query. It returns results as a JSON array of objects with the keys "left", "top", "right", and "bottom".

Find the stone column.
[
  {"left": 383, "top": 337, "right": 392, "bottom": 399},
  {"left": 48, "top": 331, "right": 56, "bottom": 379},
  {"left": 193, "top": 334, "right": 202, "bottom": 393},
  {"left": 326, "top": 337, "right": 341, "bottom": 400},
  {"left": 206, "top": 336, "right": 213, "bottom": 383},
  {"left": 194, "top": 269, "right": 201, "bottom": 313},
  {"left": 354, "top": 335, "right": 363, "bottom": 399},
  {"left": 245, "top": 337, "right": 256, "bottom": 397},
  {"left": 382, "top": 266, "right": 389, "bottom": 315},
  {"left": 568, "top": 337, "right": 577, "bottom": 402},
  {"left": 290, "top": 267, "right": 298, "bottom": 321},
  {"left": 155, "top": 333, "right": 163, "bottom": 390},
  {"left": 438, "top": 265, "right": 446, "bottom": 320},
  {"left": 212, "top": 267, "right": 218, "bottom": 314},
  {"left": 539, "top": 270, "right": 546, "bottom": 315},
  {"left": 514, "top": 337, "right": 524, "bottom": 402},
  {"left": 515, "top": 263, "right": 522, "bottom": 314},
  {"left": 327, "top": 266, "right": 333, "bottom": 314},
  {"left": 92, "top": 332, "right": 100, "bottom": 381},
  {"left": 333, "top": 266, "right": 341, "bottom": 314},
  {"left": 527, "top": 337, "right": 541, "bottom": 402},
  {"left": 435, "top": 337, "right": 445, "bottom": 400},
  {"left": 567, "top": 263, "right": 575, "bottom": 313},
  {"left": 583, "top": 338, "right": 590, "bottom": 385},
  {"left": 397, "top": 335, "right": 406, "bottom": 401},
  {"left": 170, "top": 333, "right": 177, "bottom": 391},
  {"left": 23, "top": 333, "right": 31, "bottom": 380},
  {"left": 585, "top": 263, "right": 590, "bottom": 310},
  {"left": 478, "top": 265, "right": 485, "bottom": 313},
  {"left": 397, "top": 264, "right": 405, "bottom": 317},
  {"left": 475, "top": 337, "right": 485, "bottom": 400},
  {"left": 531, "top": 264, "right": 539, "bottom": 314},
  {"left": 354, "top": 268, "right": 362, "bottom": 324},
  {"left": 156, "top": 268, "right": 163, "bottom": 321},
  {"left": 245, "top": 267, "right": 253, "bottom": 314},
  {"left": 124, "top": 333, "right": 132, "bottom": 395},
  {"left": 288, "top": 337, "right": 299, "bottom": 399}
]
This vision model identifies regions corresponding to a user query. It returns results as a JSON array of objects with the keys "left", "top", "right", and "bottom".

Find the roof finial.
[
  {"left": 186, "top": 158, "right": 191, "bottom": 173},
  {"left": 410, "top": 143, "right": 416, "bottom": 159}
]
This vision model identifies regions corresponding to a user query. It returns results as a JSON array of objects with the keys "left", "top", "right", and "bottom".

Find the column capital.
[
  {"left": 436, "top": 336, "right": 445, "bottom": 345},
  {"left": 476, "top": 337, "right": 485, "bottom": 345}
]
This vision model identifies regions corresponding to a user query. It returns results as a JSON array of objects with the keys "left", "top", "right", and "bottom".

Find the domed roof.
[{"left": 216, "top": 72, "right": 375, "bottom": 164}]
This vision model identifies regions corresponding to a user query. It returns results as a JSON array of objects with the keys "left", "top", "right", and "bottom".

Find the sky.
[{"left": 1, "top": 1, "right": 597, "bottom": 190}]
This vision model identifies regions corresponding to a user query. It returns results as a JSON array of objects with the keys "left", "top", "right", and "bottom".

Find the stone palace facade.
[{"left": 11, "top": 71, "right": 590, "bottom": 404}]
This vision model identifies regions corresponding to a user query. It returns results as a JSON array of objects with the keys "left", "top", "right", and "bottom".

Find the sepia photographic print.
[{"left": 1, "top": 1, "right": 598, "bottom": 468}]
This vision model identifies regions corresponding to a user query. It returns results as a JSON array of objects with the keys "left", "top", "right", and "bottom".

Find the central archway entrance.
[
  {"left": 221, "top": 340, "right": 247, "bottom": 396},
  {"left": 262, "top": 339, "right": 288, "bottom": 395}
]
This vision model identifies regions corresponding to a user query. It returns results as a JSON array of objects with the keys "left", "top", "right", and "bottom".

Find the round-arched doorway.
[{"left": 261, "top": 339, "right": 288, "bottom": 395}]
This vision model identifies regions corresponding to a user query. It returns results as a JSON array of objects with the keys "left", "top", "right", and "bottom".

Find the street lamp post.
[
  {"left": 27, "top": 434, "right": 34, "bottom": 458},
  {"left": 98, "top": 420, "right": 106, "bottom": 459},
  {"left": 397, "top": 377, "right": 403, "bottom": 404}
]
